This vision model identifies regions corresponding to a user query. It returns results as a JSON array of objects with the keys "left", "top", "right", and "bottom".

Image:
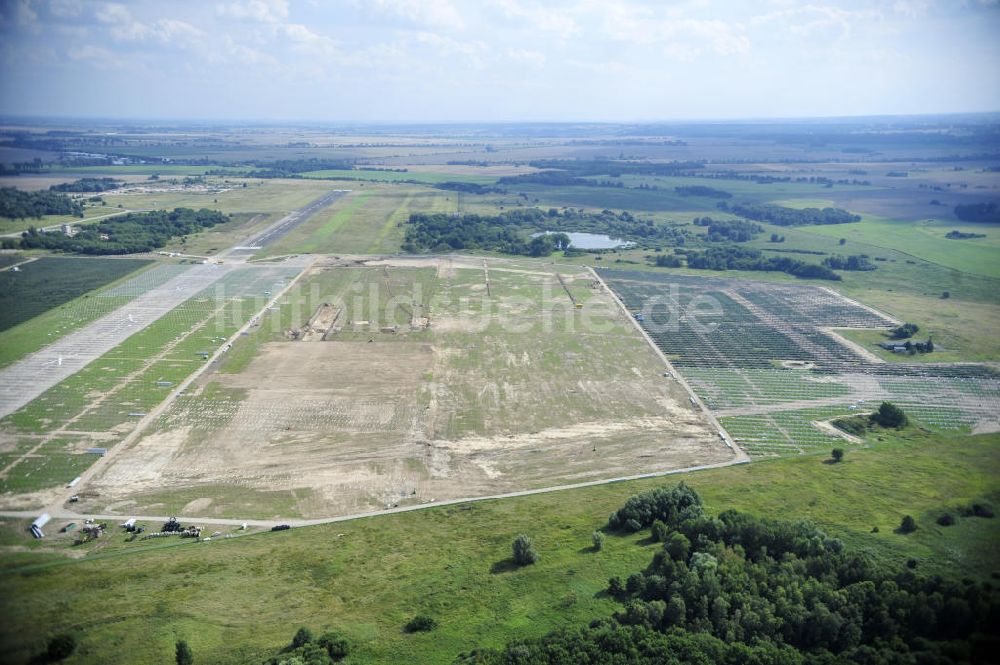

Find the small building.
[{"left": 60, "top": 224, "right": 75, "bottom": 236}]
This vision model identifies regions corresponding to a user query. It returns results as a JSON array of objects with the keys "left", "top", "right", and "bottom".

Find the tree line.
[
  {"left": 680, "top": 246, "right": 841, "bottom": 280},
  {"left": 49, "top": 177, "right": 123, "bottom": 193},
  {"left": 822, "top": 254, "right": 876, "bottom": 271},
  {"left": 675, "top": 185, "right": 732, "bottom": 199},
  {"left": 725, "top": 203, "right": 861, "bottom": 227}
]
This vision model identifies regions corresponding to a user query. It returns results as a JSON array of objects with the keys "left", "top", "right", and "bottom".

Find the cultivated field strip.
[
  {"left": 599, "top": 269, "right": 1000, "bottom": 456},
  {"left": 0, "top": 263, "right": 236, "bottom": 418},
  {"left": 0, "top": 265, "right": 301, "bottom": 500}
]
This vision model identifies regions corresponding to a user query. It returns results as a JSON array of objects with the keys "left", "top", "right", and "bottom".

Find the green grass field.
[
  {"left": 0, "top": 429, "right": 995, "bottom": 664},
  {"left": 804, "top": 215, "right": 1000, "bottom": 279},
  {"left": 261, "top": 184, "right": 456, "bottom": 255}
]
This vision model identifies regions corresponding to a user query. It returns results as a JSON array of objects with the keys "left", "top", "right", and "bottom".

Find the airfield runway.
[{"left": 0, "top": 188, "right": 345, "bottom": 419}]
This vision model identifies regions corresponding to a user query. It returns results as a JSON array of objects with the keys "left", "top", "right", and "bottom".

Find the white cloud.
[
  {"left": 597, "top": 4, "right": 749, "bottom": 57},
  {"left": 363, "top": 0, "right": 466, "bottom": 31},
  {"left": 48, "top": 0, "right": 83, "bottom": 19},
  {"left": 8, "top": 0, "right": 42, "bottom": 33},
  {"left": 751, "top": 4, "right": 881, "bottom": 39},
  {"left": 892, "top": 0, "right": 930, "bottom": 18},
  {"left": 280, "top": 22, "right": 339, "bottom": 57},
  {"left": 155, "top": 18, "right": 204, "bottom": 45},
  {"left": 490, "top": 0, "right": 579, "bottom": 38},
  {"left": 217, "top": 0, "right": 289, "bottom": 23},
  {"left": 65, "top": 43, "right": 123, "bottom": 68},
  {"left": 505, "top": 47, "right": 546, "bottom": 67}
]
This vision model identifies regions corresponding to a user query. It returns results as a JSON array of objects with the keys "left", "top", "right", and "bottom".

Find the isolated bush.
[
  {"left": 317, "top": 632, "right": 349, "bottom": 660},
  {"left": 512, "top": 534, "right": 539, "bottom": 566},
  {"left": 175, "top": 640, "right": 194, "bottom": 665},
  {"left": 291, "top": 627, "right": 314, "bottom": 649},
  {"left": 872, "top": 401, "right": 907, "bottom": 428},
  {"left": 833, "top": 415, "right": 868, "bottom": 436},
  {"left": 592, "top": 531, "right": 605, "bottom": 551},
  {"left": 651, "top": 520, "right": 669, "bottom": 542},
  {"left": 907, "top": 558, "right": 919, "bottom": 569},
  {"left": 831, "top": 448, "right": 845, "bottom": 463},
  {"left": 46, "top": 634, "right": 76, "bottom": 661},
  {"left": 899, "top": 515, "right": 918, "bottom": 534},
  {"left": 404, "top": 615, "right": 438, "bottom": 633},
  {"left": 937, "top": 513, "right": 956, "bottom": 527},
  {"left": 608, "top": 576, "right": 624, "bottom": 596},
  {"left": 958, "top": 502, "right": 995, "bottom": 518}
]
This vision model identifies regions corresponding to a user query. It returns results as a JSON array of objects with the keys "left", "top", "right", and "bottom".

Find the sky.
[{"left": 1, "top": 0, "right": 999, "bottom": 123}]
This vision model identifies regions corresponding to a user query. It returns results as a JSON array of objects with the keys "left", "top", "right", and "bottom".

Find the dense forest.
[
  {"left": 726, "top": 203, "right": 861, "bottom": 227},
  {"left": 18, "top": 208, "right": 227, "bottom": 254},
  {"left": 0, "top": 187, "right": 83, "bottom": 219},
  {"left": 403, "top": 208, "right": 688, "bottom": 255},
  {"left": 682, "top": 246, "right": 841, "bottom": 280},
  {"left": 954, "top": 202, "right": 1000, "bottom": 223},
  {"left": 457, "top": 483, "right": 998, "bottom": 664},
  {"left": 49, "top": 177, "right": 123, "bottom": 193}
]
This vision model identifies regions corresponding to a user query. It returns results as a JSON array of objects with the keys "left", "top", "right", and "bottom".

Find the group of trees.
[
  {"left": 835, "top": 402, "right": 909, "bottom": 436},
  {"left": 458, "top": 482, "right": 998, "bottom": 664},
  {"left": 822, "top": 254, "right": 876, "bottom": 271},
  {"left": 675, "top": 185, "right": 732, "bottom": 199},
  {"left": 18, "top": 208, "right": 228, "bottom": 255},
  {"left": 49, "top": 177, "right": 122, "bottom": 193},
  {"left": 946, "top": 230, "right": 986, "bottom": 240},
  {"left": 402, "top": 208, "right": 686, "bottom": 256},
  {"left": 953, "top": 202, "right": 999, "bottom": 223},
  {"left": 432, "top": 182, "right": 503, "bottom": 194},
  {"left": 261, "top": 627, "right": 350, "bottom": 665},
  {"left": 890, "top": 322, "right": 919, "bottom": 339},
  {"left": 726, "top": 203, "right": 861, "bottom": 227},
  {"left": 0, "top": 187, "right": 83, "bottom": 219},
  {"left": 693, "top": 217, "right": 762, "bottom": 242},
  {"left": 682, "top": 246, "right": 841, "bottom": 281}
]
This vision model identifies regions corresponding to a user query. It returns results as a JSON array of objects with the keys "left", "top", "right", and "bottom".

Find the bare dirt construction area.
[{"left": 77, "top": 258, "right": 732, "bottom": 519}]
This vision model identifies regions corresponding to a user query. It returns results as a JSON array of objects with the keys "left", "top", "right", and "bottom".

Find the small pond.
[{"left": 532, "top": 231, "right": 635, "bottom": 249}]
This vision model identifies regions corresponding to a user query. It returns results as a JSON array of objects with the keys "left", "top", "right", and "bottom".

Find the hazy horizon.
[{"left": 2, "top": 0, "right": 1000, "bottom": 123}]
